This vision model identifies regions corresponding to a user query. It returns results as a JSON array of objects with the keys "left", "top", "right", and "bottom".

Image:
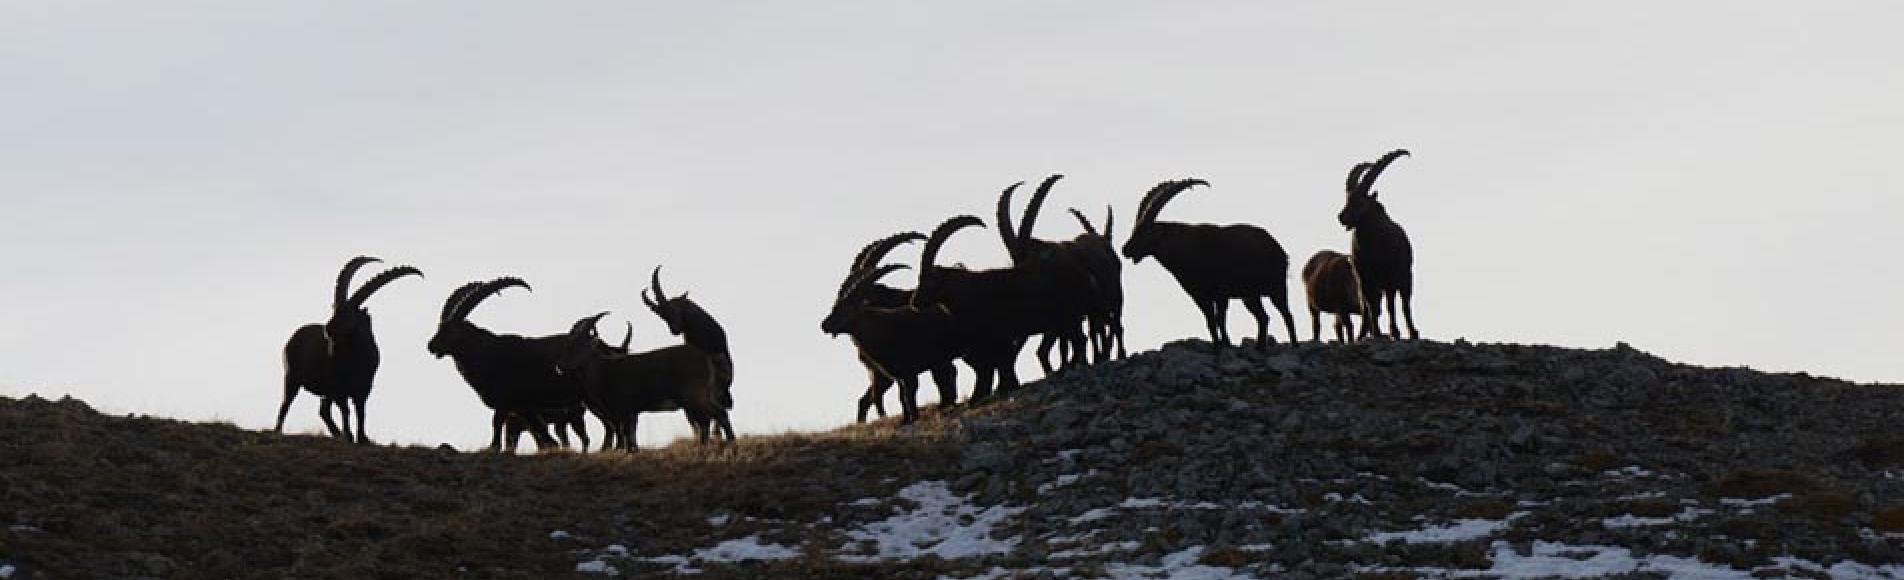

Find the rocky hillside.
[{"left": 3, "top": 339, "right": 1903, "bottom": 579}]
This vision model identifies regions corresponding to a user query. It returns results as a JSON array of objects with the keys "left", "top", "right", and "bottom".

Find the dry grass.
[{"left": 0, "top": 395, "right": 965, "bottom": 579}]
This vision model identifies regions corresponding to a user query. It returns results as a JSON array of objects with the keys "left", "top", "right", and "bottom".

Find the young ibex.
[
  {"left": 1301, "top": 250, "right": 1362, "bottom": 342},
  {"left": 1338, "top": 149, "right": 1419, "bottom": 340},
  {"left": 277, "top": 256, "right": 423, "bottom": 444},
  {"left": 829, "top": 233, "right": 960, "bottom": 422},
  {"left": 641, "top": 267, "right": 736, "bottom": 442},
  {"left": 823, "top": 236, "right": 967, "bottom": 424},
  {"left": 994, "top": 175, "right": 1101, "bottom": 373},
  {"left": 554, "top": 312, "right": 731, "bottom": 450},
  {"left": 1122, "top": 179, "right": 1299, "bottom": 351},
  {"left": 427, "top": 277, "right": 586, "bottom": 453},
  {"left": 1066, "top": 205, "right": 1125, "bottom": 362}
]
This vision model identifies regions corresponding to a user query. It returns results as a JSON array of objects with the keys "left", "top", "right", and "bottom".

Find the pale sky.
[{"left": 3, "top": 2, "right": 1899, "bottom": 449}]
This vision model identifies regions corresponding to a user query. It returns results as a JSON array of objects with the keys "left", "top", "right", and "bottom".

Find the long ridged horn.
[
  {"left": 841, "top": 232, "right": 926, "bottom": 297},
  {"left": 345, "top": 266, "right": 423, "bottom": 310},
  {"left": 570, "top": 311, "right": 610, "bottom": 338},
  {"left": 453, "top": 277, "right": 532, "bottom": 322},
  {"left": 1067, "top": 207, "right": 1098, "bottom": 237},
  {"left": 852, "top": 232, "right": 927, "bottom": 275},
  {"left": 1356, "top": 149, "right": 1410, "bottom": 196},
  {"left": 440, "top": 281, "right": 486, "bottom": 322},
  {"left": 1014, "top": 174, "right": 1061, "bottom": 258},
  {"left": 1346, "top": 162, "right": 1374, "bottom": 196},
  {"left": 1143, "top": 179, "right": 1210, "bottom": 225},
  {"left": 994, "top": 181, "right": 1025, "bottom": 260},
  {"left": 841, "top": 264, "right": 910, "bottom": 301},
  {"left": 920, "top": 215, "right": 985, "bottom": 275},
  {"left": 334, "top": 256, "right": 382, "bottom": 309},
  {"left": 650, "top": 266, "right": 667, "bottom": 301}
]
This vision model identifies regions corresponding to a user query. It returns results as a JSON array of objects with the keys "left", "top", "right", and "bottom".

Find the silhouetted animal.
[
  {"left": 914, "top": 215, "right": 1058, "bottom": 402},
  {"left": 555, "top": 313, "right": 730, "bottom": 450},
  {"left": 277, "top": 256, "right": 422, "bottom": 444},
  {"left": 1065, "top": 206, "right": 1126, "bottom": 362},
  {"left": 1301, "top": 250, "right": 1362, "bottom": 342},
  {"left": 994, "top": 175, "right": 1101, "bottom": 373},
  {"left": 1337, "top": 149, "right": 1419, "bottom": 339},
  {"left": 1122, "top": 179, "right": 1298, "bottom": 350},
  {"left": 829, "top": 233, "right": 960, "bottom": 422},
  {"left": 641, "top": 267, "right": 736, "bottom": 442},
  {"left": 427, "top": 277, "right": 585, "bottom": 453},
  {"left": 824, "top": 237, "right": 968, "bottom": 424}
]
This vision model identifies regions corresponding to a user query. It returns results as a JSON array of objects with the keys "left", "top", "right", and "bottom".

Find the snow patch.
[
  {"left": 1367, "top": 512, "right": 1527, "bottom": 544},
  {"left": 0, "top": 564, "right": 14, "bottom": 579},
  {"left": 1102, "top": 546, "right": 1250, "bottom": 579},
  {"left": 693, "top": 534, "right": 801, "bottom": 563},
  {"left": 1038, "top": 472, "right": 1088, "bottom": 495},
  {"left": 1051, "top": 540, "right": 1142, "bottom": 559},
  {"left": 1601, "top": 506, "right": 1712, "bottom": 528},
  {"left": 838, "top": 480, "right": 1025, "bottom": 562},
  {"left": 707, "top": 514, "right": 733, "bottom": 527},
  {"left": 1719, "top": 493, "right": 1791, "bottom": 508},
  {"left": 575, "top": 559, "right": 619, "bottom": 575},
  {"left": 549, "top": 530, "right": 572, "bottom": 540}
]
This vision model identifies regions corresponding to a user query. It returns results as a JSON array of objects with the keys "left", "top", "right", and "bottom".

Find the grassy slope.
[{"left": 0, "top": 395, "right": 973, "bottom": 579}]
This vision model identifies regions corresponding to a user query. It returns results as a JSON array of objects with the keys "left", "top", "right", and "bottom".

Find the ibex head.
[
  {"left": 641, "top": 266, "right": 689, "bottom": 337},
  {"left": 1121, "top": 179, "right": 1208, "bottom": 263},
  {"left": 1338, "top": 149, "right": 1409, "bottom": 231},
  {"left": 823, "top": 232, "right": 925, "bottom": 335},
  {"left": 427, "top": 277, "right": 530, "bottom": 358}
]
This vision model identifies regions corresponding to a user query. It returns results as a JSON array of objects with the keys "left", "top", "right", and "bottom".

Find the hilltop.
[{"left": 2, "top": 339, "right": 1902, "bottom": 579}]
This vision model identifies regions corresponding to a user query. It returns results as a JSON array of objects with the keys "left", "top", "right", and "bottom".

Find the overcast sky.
[{"left": 3, "top": 2, "right": 1899, "bottom": 449}]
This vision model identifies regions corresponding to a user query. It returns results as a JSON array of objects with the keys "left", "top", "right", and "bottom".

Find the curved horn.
[
  {"left": 650, "top": 266, "right": 667, "bottom": 301},
  {"left": 333, "top": 256, "right": 382, "bottom": 309},
  {"left": 620, "top": 321, "right": 633, "bottom": 351},
  {"left": 1346, "top": 161, "right": 1374, "bottom": 195},
  {"left": 640, "top": 288, "right": 656, "bottom": 309},
  {"left": 569, "top": 311, "right": 610, "bottom": 337},
  {"left": 1103, "top": 205, "right": 1115, "bottom": 244},
  {"left": 841, "top": 232, "right": 926, "bottom": 297},
  {"left": 994, "top": 181, "right": 1024, "bottom": 260},
  {"left": 1356, "top": 149, "right": 1410, "bottom": 195},
  {"left": 919, "top": 215, "right": 985, "bottom": 275},
  {"left": 841, "top": 264, "right": 911, "bottom": 301},
  {"left": 851, "top": 232, "right": 927, "bottom": 275},
  {"left": 1014, "top": 174, "right": 1061, "bottom": 258},
  {"left": 1067, "top": 207, "right": 1098, "bottom": 237},
  {"left": 1143, "top": 179, "right": 1210, "bottom": 225},
  {"left": 345, "top": 266, "right": 423, "bottom": 310},
  {"left": 453, "top": 277, "right": 532, "bottom": 322},
  {"left": 440, "top": 281, "right": 487, "bottom": 322}
]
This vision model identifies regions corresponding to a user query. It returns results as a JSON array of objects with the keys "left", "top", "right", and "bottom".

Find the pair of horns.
[
  {"left": 1347, "top": 149, "right": 1410, "bottom": 197},
  {"left": 640, "top": 266, "right": 679, "bottom": 308},
  {"left": 996, "top": 174, "right": 1063, "bottom": 260},
  {"left": 1134, "top": 179, "right": 1211, "bottom": 228},
  {"left": 333, "top": 256, "right": 423, "bottom": 311},
  {"left": 441, "top": 277, "right": 531, "bottom": 323},
  {"left": 841, "top": 232, "right": 926, "bottom": 298}
]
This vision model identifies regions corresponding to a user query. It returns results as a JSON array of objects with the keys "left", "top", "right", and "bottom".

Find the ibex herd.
[{"left": 276, "top": 149, "right": 1421, "bottom": 449}]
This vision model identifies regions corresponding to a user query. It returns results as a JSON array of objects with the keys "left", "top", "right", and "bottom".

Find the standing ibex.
[
  {"left": 824, "top": 235, "right": 967, "bottom": 424},
  {"left": 830, "top": 233, "right": 961, "bottom": 422},
  {"left": 1122, "top": 179, "right": 1299, "bottom": 351},
  {"left": 427, "top": 277, "right": 584, "bottom": 452},
  {"left": 994, "top": 175, "right": 1101, "bottom": 373},
  {"left": 1301, "top": 250, "right": 1362, "bottom": 342},
  {"left": 913, "top": 215, "right": 1052, "bottom": 402},
  {"left": 555, "top": 312, "right": 730, "bottom": 450},
  {"left": 641, "top": 267, "right": 736, "bottom": 443},
  {"left": 277, "top": 256, "right": 423, "bottom": 444},
  {"left": 1065, "top": 206, "right": 1125, "bottom": 363},
  {"left": 1338, "top": 149, "right": 1419, "bottom": 340}
]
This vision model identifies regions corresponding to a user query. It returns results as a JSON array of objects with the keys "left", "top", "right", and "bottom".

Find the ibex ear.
[{"left": 1370, "top": 190, "right": 1380, "bottom": 200}]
